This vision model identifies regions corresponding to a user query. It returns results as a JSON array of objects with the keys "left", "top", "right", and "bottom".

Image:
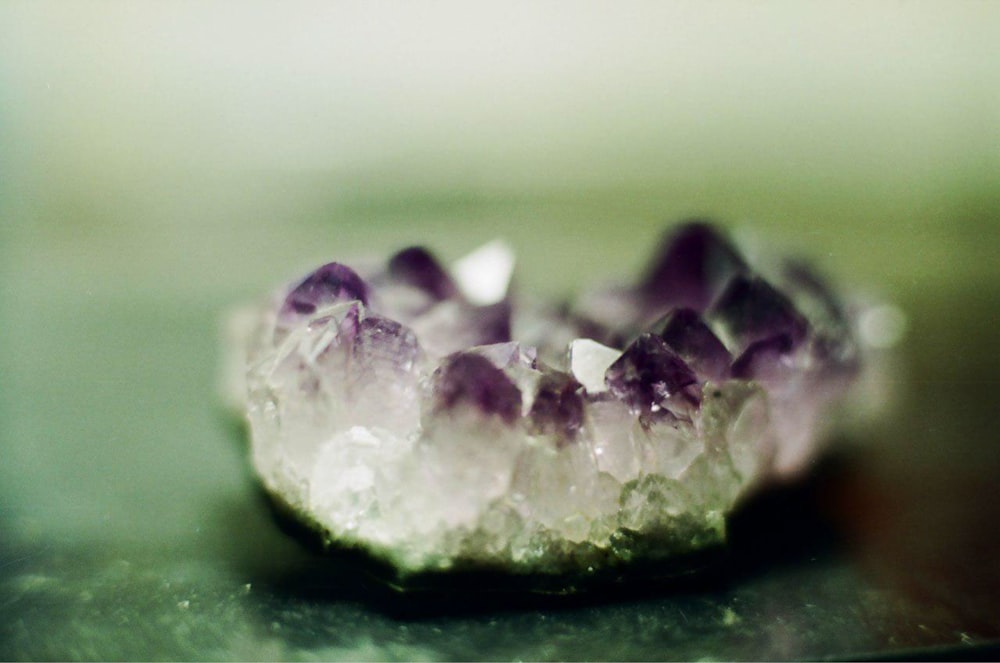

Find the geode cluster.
[{"left": 236, "top": 222, "right": 861, "bottom": 578}]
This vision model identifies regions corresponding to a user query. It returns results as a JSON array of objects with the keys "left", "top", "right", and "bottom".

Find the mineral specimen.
[{"left": 233, "top": 221, "right": 867, "bottom": 580}]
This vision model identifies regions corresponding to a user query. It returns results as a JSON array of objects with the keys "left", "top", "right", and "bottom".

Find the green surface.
[{"left": 2, "top": 3, "right": 1000, "bottom": 660}]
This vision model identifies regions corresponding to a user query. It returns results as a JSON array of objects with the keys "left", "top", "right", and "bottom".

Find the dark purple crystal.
[
  {"left": 709, "top": 275, "right": 808, "bottom": 351},
  {"left": 388, "top": 247, "right": 459, "bottom": 301},
  {"left": 605, "top": 333, "right": 700, "bottom": 417},
  {"left": 640, "top": 221, "right": 747, "bottom": 312},
  {"left": 730, "top": 334, "right": 795, "bottom": 382},
  {"left": 281, "top": 263, "right": 368, "bottom": 319},
  {"left": 432, "top": 353, "right": 522, "bottom": 424},
  {"left": 528, "top": 371, "right": 585, "bottom": 444},
  {"left": 652, "top": 308, "right": 732, "bottom": 382}
]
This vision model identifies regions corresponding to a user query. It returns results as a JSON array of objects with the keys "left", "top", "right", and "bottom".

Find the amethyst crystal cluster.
[{"left": 238, "top": 222, "right": 861, "bottom": 576}]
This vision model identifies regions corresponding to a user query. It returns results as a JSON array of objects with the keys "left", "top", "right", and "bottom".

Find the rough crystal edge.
[{"left": 263, "top": 484, "right": 731, "bottom": 595}]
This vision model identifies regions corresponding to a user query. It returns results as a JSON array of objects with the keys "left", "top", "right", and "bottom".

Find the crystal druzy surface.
[{"left": 238, "top": 222, "right": 862, "bottom": 577}]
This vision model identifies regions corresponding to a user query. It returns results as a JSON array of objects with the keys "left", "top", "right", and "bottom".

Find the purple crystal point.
[
  {"left": 640, "top": 221, "right": 747, "bottom": 312},
  {"left": 432, "top": 353, "right": 522, "bottom": 424},
  {"left": 605, "top": 333, "right": 700, "bottom": 418},
  {"left": 388, "top": 247, "right": 459, "bottom": 301},
  {"left": 528, "top": 371, "right": 585, "bottom": 443},
  {"left": 281, "top": 263, "right": 368, "bottom": 319},
  {"left": 710, "top": 275, "right": 808, "bottom": 351},
  {"left": 730, "top": 334, "right": 795, "bottom": 382},
  {"left": 652, "top": 308, "right": 732, "bottom": 382},
  {"left": 351, "top": 315, "right": 421, "bottom": 375}
]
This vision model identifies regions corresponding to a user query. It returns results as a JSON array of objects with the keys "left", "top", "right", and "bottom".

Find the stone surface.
[{"left": 236, "top": 224, "right": 864, "bottom": 577}]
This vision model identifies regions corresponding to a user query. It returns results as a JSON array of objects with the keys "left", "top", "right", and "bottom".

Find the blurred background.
[{"left": 2, "top": 1, "right": 999, "bottom": 659}]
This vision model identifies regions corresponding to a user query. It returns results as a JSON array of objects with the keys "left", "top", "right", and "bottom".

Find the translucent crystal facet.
[
  {"left": 605, "top": 333, "right": 701, "bottom": 421},
  {"left": 653, "top": 307, "right": 732, "bottom": 382},
  {"left": 232, "top": 223, "right": 870, "bottom": 579}
]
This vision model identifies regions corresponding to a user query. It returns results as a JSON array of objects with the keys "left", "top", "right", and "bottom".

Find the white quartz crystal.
[{"left": 569, "top": 338, "right": 621, "bottom": 394}]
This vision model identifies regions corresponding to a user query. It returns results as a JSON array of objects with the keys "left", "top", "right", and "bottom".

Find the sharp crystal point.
[
  {"left": 640, "top": 221, "right": 747, "bottom": 312},
  {"left": 604, "top": 333, "right": 700, "bottom": 417},
  {"left": 237, "top": 219, "right": 871, "bottom": 579},
  {"left": 710, "top": 274, "right": 809, "bottom": 351},
  {"left": 653, "top": 307, "right": 732, "bottom": 382},
  {"left": 432, "top": 352, "right": 522, "bottom": 424},
  {"left": 388, "top": 246, "right": 459, "bottom": 301},
  {"left": 280, "top": 262, "right": 369, "bottom": 320}
]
